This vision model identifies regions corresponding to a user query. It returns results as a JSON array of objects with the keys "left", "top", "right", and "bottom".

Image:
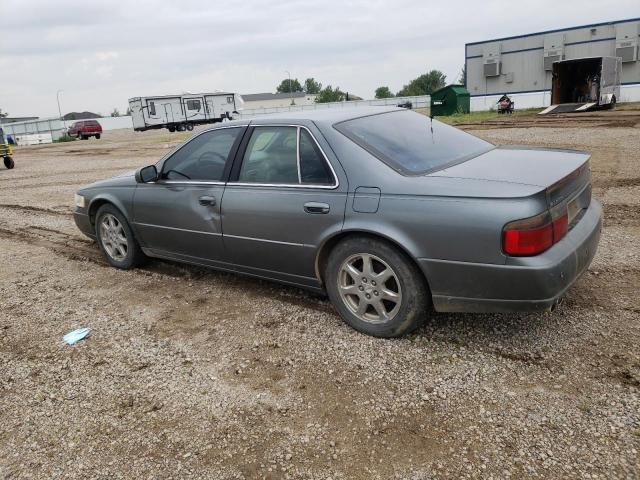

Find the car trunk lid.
[{"left": 429, "top": 145, "right": 591, "bottom": 208}]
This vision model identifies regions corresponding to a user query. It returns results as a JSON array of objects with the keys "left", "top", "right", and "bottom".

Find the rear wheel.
[
  {"left": 95, "top": 133, "right": 101, "bottom": 139},
  {"left": 95, "top": 204, "right": 145, "bottom": 269},
  {"left": 3, "top": 156, "right": 14, "bottom": 169},
  {"left": 186, "top": 123, "right": 194, "bottom": 131},
  {"left": 325, "top": 237, "right": 429, "bottom": 337}
]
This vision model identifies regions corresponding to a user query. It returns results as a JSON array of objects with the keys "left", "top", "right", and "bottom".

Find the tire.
[
  {"left": 325, "top": 237, "right": 429, "bottom": 338},
  {"left": 95, "top": 204, "right": 145, "bottom": 269},
  {"left": 3, "top": 156, "right": 14, "bottom": 169},
  {"left": 95, "top": 134, "right": 101, "bottom": 139},
  {"left": 186, "top": 123, "right": 194, "bottom": 131},
  {"left": 168, "top": 126, "right": 176, "bottom": 133}
]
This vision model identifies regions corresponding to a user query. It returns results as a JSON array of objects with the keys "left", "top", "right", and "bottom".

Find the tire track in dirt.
[
  {"left": 0, "top": 225, "right": 105, "bottom": 266},
  {"left": 603, "top": 203, "right": 640, "bottom": 227},
  {"left": 0, "top": 203, "right": 71, "bottom": 216}
]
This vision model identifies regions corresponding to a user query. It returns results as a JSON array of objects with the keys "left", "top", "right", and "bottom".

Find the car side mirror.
[{"left": 136, "top": 165, "right": 158, "bottom": 183}]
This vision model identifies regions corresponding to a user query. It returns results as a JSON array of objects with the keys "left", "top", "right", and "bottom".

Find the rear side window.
[
  {"left": 299, "top": 129, "right": 333, "bottom": 185},
  {"left": 334, "top": 110, "right": 494, "bottom": 175},
  {"left": 148, "top": 101, "right": 156, "bottom": 116},
  {"left": 85, "top": 120, "right": 99, "bottom": 126}
]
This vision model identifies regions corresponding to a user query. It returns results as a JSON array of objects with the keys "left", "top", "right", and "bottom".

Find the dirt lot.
[{"left": 1, "top": 110, "right": 639, "bottom": 479}]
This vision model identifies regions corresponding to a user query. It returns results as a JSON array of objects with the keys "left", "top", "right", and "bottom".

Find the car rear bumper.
[
  {"left": 73, "top": 211, "right": 96, "bottom": 239},
  {"left": 419, "top": 199, "right": 602, "bottom": 313}
]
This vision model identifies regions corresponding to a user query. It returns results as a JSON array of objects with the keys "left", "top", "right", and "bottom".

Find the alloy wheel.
[
  {"left": 99, "top": 213, "right": 128, "bottom": 261},
  {"left": 337, "top": 253, "right": 402, "bottom": 323}
]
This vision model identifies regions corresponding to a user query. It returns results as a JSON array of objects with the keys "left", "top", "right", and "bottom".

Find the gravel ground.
[{"left": 0, "top": 111, "right": 639, "bottom": 479}]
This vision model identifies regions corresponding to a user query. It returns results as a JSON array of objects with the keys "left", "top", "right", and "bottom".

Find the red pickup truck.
[{"left": 67, "top": 120, "right": 102, "bottom": 140}]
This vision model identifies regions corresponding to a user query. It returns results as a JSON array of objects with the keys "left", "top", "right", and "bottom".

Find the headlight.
[{"left": 74, "top": 194, "right": 86, "bottom": 208}]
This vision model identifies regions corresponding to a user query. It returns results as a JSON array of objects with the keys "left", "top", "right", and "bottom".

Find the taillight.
[{"left": 503, "top": 210, "right": 569, "bottom": 256}]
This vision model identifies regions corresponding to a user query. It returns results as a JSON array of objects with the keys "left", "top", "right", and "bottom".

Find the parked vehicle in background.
[
  {"left": 540, "top": 56, "right": 621, "bottom": 114},
  {"left": 67, "top": 120, "right": 102, "bottom": 140},
  {"left": 73, "top": 107, "right": 602, "bottom": 338},
  {"left": 128, "top": 92, "right": 243, "bottom": 133}
]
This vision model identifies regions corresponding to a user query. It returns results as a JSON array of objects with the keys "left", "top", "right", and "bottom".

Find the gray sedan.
[{"left": 74, "top": 107, "right": 602, "bottom": 337}]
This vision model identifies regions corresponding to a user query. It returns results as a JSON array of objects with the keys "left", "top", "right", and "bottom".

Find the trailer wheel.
[
  {"left": 4, "top": 156, "right": 14, "bottom": 169},
  {"left": 186, "top": 123, "right": 194, "bottom": 131},
  {"left": 168, "top": 126, "right": 176, "bottom": 133},
  {"left": 177, "top": 124, "right": 186, "bottom": 132}
]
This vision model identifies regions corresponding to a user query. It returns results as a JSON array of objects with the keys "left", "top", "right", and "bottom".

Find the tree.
[
  {"left": 126, "top": 106, "right": 132, "bottom": 116},
  {"left": 110, "top": 108, "right": 120, "bottom": 117},
  {"left": 374, "top": 86, "right": 394, "bottom": 99},
  {"left": 0, "top": 108, "right": 8, "bottom": 118},
  {"left": 276, "top": 78, "right": 303, "bottom": 93},
  {"left": 315, "top": 85, "right": 345, "bottom": 103},
  {"left": 458, "top": 65, "right": 466, "bottom": 86},
  {"left": 397, "top": 70, "right": 446, "bottom": 97},
  {"left": 304, "top": 78, "right": 322, "bottom": 94}
]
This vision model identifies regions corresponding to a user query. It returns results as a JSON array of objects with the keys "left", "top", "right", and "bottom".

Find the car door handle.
[
  {"left": 304, "top": 202, "right": 330, "bottom": 214},
  {"left": 199, "top": 195, "right": 216, "bottom": 206}
]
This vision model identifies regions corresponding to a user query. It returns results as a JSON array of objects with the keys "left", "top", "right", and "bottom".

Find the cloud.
[{"left": 0, "top": 0, "right": 638, "bottom": 117}]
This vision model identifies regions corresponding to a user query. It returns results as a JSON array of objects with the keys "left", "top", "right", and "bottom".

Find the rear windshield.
[
  {"left": 85, "top": 120, "right": 99, "bottom": 126},
  {"left": 334, "top": 110, "right": 494, "bottom": 175}
]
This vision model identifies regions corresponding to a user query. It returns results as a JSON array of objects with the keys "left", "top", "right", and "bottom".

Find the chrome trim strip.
[
  {"left": 160, "top": 180, "right": 226, "bottom": 186},
  {"left": 237, "top": 123, "right": 339, "bottom": 189},
  {"left": 134, "top": 222, "right": 222, "bottom": 236},
  {"left": 224, "top": 233, "right": 304, "bottom": 247},
  {"left": 296, "top": 126, "right": 302, "bottom": 184}
]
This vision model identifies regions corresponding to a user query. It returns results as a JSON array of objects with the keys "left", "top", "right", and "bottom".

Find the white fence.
[{"left": 238, "top": 95, "right": 431, "bottom": 118}]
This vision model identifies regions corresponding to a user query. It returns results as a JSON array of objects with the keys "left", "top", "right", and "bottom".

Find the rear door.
[
  {"left": 221, "top": 123, "right": 347, "bottom": 287},
  {"left": 132, "top": 126, "right": 246, "bottom": 267}
]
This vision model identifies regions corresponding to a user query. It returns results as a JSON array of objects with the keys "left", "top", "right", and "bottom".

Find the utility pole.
[
  {"left": 56, "top": 90, "right": 66, "bottom": 131},
  {"left": 285, "top": 70, "right": 295, "bottom": 106}
]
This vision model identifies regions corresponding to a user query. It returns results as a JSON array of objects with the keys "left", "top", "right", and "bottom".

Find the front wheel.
[
  {"left": 95, "top": 204, "right": 146, "bottom": 269},
  {"left": 3, "top": 156, "right": 14, "bottom": 169},
  {"left": 325, "top": 237, "right": 429, "bottom": 337}
]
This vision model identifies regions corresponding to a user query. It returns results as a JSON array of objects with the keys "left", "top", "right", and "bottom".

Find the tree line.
[{"left": 275, "top": 69, "right": 455, "bottom": 103}]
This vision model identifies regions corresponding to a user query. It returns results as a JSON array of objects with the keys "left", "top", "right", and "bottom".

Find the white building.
[{"left": 241, "top": 92, "right": 318, "bottom": 110}]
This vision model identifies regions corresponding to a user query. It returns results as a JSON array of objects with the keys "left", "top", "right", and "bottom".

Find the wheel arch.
[
  {"left": 87, "top": 194, "right": 130, "bottom": 229},
  {"left": 315, "top": 229, "right": 432, "bottom": 294}
]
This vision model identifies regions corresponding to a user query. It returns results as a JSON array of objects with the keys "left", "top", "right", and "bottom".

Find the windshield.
[{"left": 334, "top": 110, "right": 494, "bottom": 175}]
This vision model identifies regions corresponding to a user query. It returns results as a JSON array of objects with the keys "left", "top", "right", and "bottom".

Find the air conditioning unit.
[
  {"left": 616, "top": 23, "right": 639, "bottom": 63},
  {"left": 482, "top": 43, "right": 501, "bottom": 77},
  {"left": 616, "top": 43, "right": 637, "bottom": 63},
  {"left": 483, "top": 59, "right": 501, "bottom": 77},
  {"left": 544, "top": 50, "right": 563, "bottom": 71},
  {"left": 543, "top": 34, "right": 565, "bottom": 71}
]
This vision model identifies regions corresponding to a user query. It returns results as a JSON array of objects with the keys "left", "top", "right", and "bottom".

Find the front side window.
[
  {"left": 227, "top": 96, "right": 233, "bottom": 104},
  {"left": 186, "top": 99, "right": 201, "bottom": 111},
  {"left": 161, "top": 128, "right": 242, "bottom": 181},
  {"left": 334, "top": 110, "right": 494, "bottom": 175}
]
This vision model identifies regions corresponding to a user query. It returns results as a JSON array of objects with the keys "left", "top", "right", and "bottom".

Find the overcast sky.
[{"left": 1, "top": 1, "right": 638, "bottom": 117}]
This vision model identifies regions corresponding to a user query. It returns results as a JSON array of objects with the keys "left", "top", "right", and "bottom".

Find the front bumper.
[
  {"left": 420, "top": 199, "right": 603, "bottom": 312},
  {"left": 73, "top": 210, "right": 96, "bottom": 239}
]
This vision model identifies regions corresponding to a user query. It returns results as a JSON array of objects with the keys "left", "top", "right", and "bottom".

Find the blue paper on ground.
[{"left": 63, "top": 327, "right": 91, "bottom": 345}]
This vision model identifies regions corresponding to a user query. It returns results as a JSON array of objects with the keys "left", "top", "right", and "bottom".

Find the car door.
[
  {"left": 222, "top": 123, "right": 348, "bottom": 287},
  {"left": 132, "top": 126, "right": 246, "bottom": 268}
]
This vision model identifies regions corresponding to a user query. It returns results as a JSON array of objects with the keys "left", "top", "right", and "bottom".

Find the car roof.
[{"left": 216, "top": 106, "right": 403, "bottom": 129}]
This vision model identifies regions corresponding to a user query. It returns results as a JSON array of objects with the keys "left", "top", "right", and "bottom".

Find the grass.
[
  {"left": 436, "top": 107, "right": 543, "bottom": 125},
  {"left": 54, "top": 133, "right": 76, "bottom": 143}
]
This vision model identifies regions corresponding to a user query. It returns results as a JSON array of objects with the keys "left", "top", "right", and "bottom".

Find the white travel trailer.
[{"left": 128, "top": 92, "right": 243, "bottom": 132}]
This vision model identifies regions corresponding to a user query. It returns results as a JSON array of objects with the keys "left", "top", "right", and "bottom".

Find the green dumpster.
[{"left": 430, "top": 84, "right": 470, "bottom": 116}]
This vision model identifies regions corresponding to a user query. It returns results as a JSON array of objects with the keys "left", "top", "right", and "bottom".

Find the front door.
[
  {"left": 133, "top": 126, "right": 245, "bottom": 267},
  {"left": 222, "top": 125, "right": 347, "bottom": 287}
]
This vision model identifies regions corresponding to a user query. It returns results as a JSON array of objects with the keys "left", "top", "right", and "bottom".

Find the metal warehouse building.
[{"left": 465, "top": 17, "right": 640, "bottom": 111}]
